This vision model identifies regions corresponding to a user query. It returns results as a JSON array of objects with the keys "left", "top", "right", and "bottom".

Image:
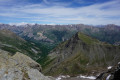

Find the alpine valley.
[{"left": 0, "top": 23, "right": 120, "bottom": 80}]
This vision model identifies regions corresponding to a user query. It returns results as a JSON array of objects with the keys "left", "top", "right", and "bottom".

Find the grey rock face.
[
  {"left": 0, "top": 49, "right": 55, "bottom": 80},
  {"left": 96, "top": 63, "right": 120, "bottom": 80}
]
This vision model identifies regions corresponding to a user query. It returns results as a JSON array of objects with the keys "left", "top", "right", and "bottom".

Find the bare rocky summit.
[{"left": 0, "top": 49, "right": 55, "bottom": 80}]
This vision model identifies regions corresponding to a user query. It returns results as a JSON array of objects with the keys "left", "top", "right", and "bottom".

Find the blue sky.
[{"left": 0, "top": 0, "right": 120, "bottom": 25}]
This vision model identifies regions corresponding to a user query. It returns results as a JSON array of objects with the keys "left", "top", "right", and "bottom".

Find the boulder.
[{"left": 0, "top": 49, "right": 55, "bottom": 80}]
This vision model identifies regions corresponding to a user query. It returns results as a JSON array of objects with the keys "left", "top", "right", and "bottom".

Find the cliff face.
[
  {"left": 44, "top": 32, "right": 120, "bottom": 76},
  {"left": 0, "top": 49, "right": 55, "bottom": 80}
]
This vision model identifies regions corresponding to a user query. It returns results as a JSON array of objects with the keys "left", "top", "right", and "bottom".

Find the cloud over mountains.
[{"left": 0, "top": 0, "right": 120, "bottom": 25}]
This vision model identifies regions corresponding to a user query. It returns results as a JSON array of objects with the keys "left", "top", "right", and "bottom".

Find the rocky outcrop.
[
  {"left": 96, "top": 62, "right": 120, "bottom": 80},
  {"left": 0, "top": 49, "right": 55, "bottom": 80}
]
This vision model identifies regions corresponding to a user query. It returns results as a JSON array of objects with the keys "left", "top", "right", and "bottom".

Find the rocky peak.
[
  {"left": 73, "top": 32, "right": 80, "bottom": 40},
  {"left": 45, "top": 32, "right": 120, "bottom": 76},
  {"left": 69, "top": 32, "right": 100, "bottom": 45}
]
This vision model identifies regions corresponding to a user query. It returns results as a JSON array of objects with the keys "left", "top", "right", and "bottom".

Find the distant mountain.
[
  {"left": 43, "top": 32, "right": 120, "bottom": 76},
  {"left": 84, "top": 24, "right": 120, "bottom": 44},
  {"left": 0, "top": 29, "right": 42, "bottom": 60},
  {"left": 0, "top": 23, "right": 120, "bottom": 45}
]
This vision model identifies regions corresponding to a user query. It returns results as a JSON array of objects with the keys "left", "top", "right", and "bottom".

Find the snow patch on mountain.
[
  {"left": 77, "top": 75, "right": 96, "bottom": 79},
  {"left": 9, "top": 22, "right": 35, "bottom": 26}
]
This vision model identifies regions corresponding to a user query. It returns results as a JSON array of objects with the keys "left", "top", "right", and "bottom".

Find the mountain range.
[
  {"left": 0, "top": 23, "right": 120, "bottom": 80},
  {"left": 0, "top": 24, "right": 120, "bottom": 45}
]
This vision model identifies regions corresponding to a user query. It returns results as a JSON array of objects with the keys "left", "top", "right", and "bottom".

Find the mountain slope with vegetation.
[
  {"left": 43, "top": 32, "right": 120, "bottom": 76},
  {"left": 0, "top": 29, "right": 42, "bottom": 60}
]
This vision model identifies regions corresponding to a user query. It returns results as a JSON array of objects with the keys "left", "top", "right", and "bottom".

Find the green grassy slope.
[
  {"left": 42, "top": 32, "right": 120, "bottom": 76},
  {"left": 0, "top": 29, "right": 41, "bottom": 60}
]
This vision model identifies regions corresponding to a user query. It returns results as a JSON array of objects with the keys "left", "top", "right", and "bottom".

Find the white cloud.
[
  {"left": 0, "top": 0, "right": 120, "bottom": 25},
  {"left": 9, "top": 22, "right": 35, "bottom": 26},
  {"left": 43, "top": 0, "right": 49, "bottom": 4}
]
